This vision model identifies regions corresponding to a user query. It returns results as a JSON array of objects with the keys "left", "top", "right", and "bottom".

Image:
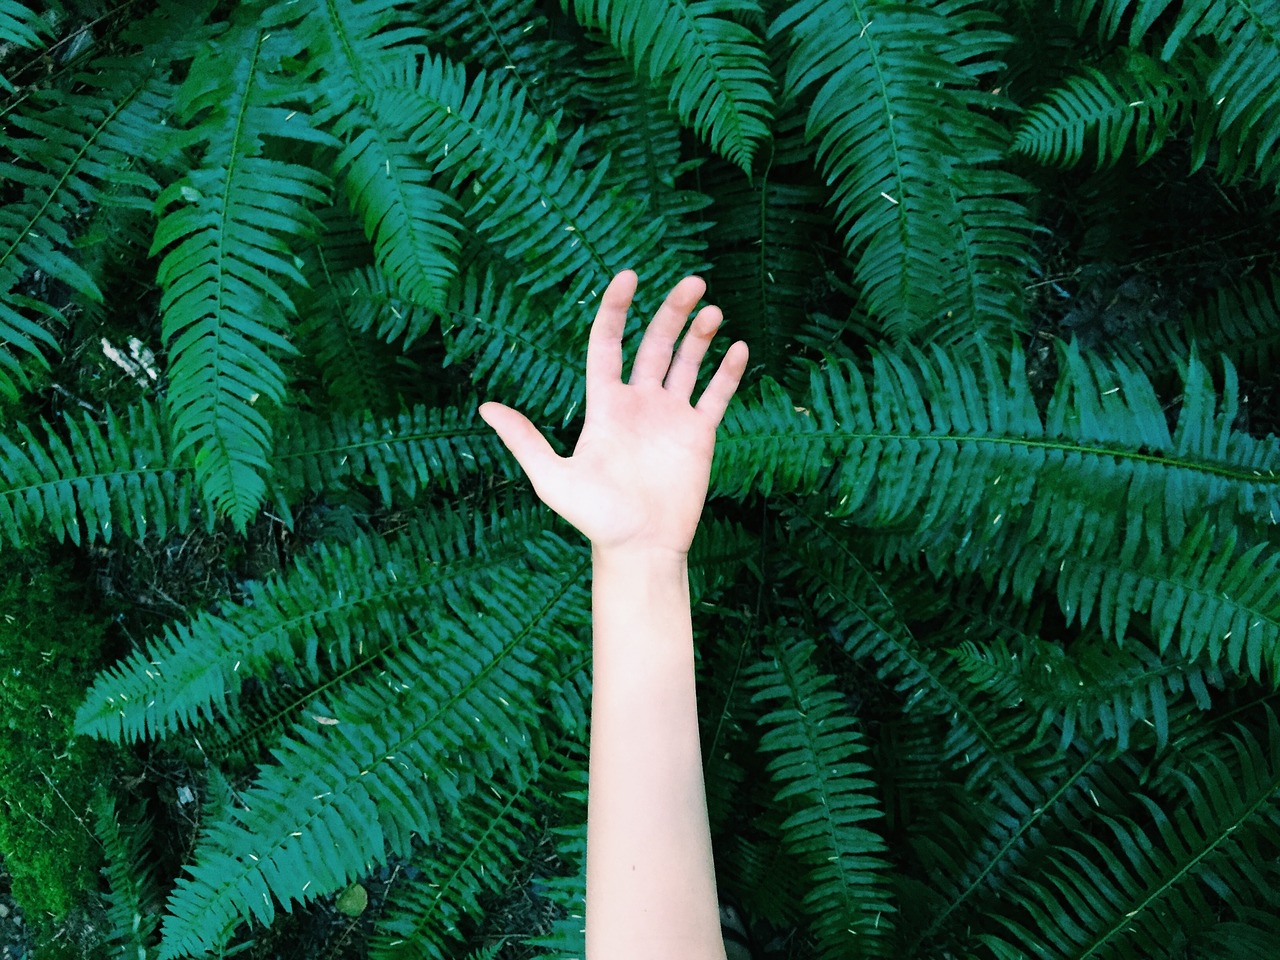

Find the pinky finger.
[{"left": 694, "top": 340, "right": 749, "bottom": 425}]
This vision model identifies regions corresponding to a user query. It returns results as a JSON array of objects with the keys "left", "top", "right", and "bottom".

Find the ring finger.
[{"left": 662, "top": 304, "right": 722, "bottom": 400}]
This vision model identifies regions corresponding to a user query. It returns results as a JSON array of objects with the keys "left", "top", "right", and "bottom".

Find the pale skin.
[
  {"left": 477, "top": 269, "right": 749, "bottom": 558},
  {"left": 478, "top": 269, "right": 747, "bottom": 959}
]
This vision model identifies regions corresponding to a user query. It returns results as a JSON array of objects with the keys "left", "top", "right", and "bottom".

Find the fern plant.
[{"left": 0, "top": 0, "right": 1279, "bottom": 958}]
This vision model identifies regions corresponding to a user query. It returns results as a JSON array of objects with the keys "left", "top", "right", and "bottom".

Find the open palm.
[{"left": 478, "top": 269, "right": 749, "bottom": 556}]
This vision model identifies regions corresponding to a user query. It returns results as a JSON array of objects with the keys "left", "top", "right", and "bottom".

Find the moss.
[{"left": 0, "top": 541, "right": 126, "bottom": 941}]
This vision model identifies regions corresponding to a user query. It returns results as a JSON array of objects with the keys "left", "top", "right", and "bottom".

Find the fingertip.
[{"left": 609, "top": 269, "right": 638, "bottom": 299}]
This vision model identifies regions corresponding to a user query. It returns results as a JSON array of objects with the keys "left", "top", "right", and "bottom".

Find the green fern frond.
[
  {"left": 900, "top": 741, "right": 1111, "bottom": 956},
  {"left": 1108, "top": 271, "right": 1280, "bottom": 393},
  {"left": 292, "top": 258, "right": 413, "bottom": 418},
  {"left": 567, "top": 33, "right": 714, "bottom": 266},
  {"left": 1063, "top": 0, "right": 1280, "bottom": 185},
  {"left": 149, "top": 8, "right": 337, "bottom": 533},
  {"left": 935, "top": 115, "right": 1041, "bottom": 340},
  {"left": 721, "top": 812, "right": 811, "bottom": 932},
  {"left": 776, "top": 502, "right": 1059, "bottom": 800},
  {"left": 0, "top": 55, "right": 174, "bottom": 400},
  {"left": 1011, "top": 47, "right": 1191, "bottom": 170},
  {"left": 743, "top": 632, "right": 896, "bottom": 958},
  {"left": 562, "top": 0, "right": 775, "bottom": 174},
  {"left": 902, "top": 694, "right": 1270, "bottom": 956},
  {"left": 870, "top": 494, "right": 1280, "bottom": 700},
  {"left": 516, "top": 766, "right": 588, "bottom": 960},
  {"left": 1052, "top": 513, "right": 1280, "bottom": 685},
  {"left": 697, "top": 157, "right": 834, "bottom": 386},
  {"left": 435, "top": 262, "right": 594, "bottom": 428},
  {"left": 372, "top": 781, "right": 538, "bottom": 959},
  {"left": 371, "top": 49, "right": 677, "bottom": 306},
  {"left": 313, "top": 262, "right": 436, "bottom": 349},
  {"left": 421, "top": 0, "right": 584, "bottom": 126},
  {"left": 0, "top": 390, "right": 509, "bottom": 558},
  {"left": 978, "top": 706, "right": 1280, "bottom": 958},
  {"left": 1182, "top": 0, "right": 1280, "bottom": 185},
  {"left": 73, "top": 491, "right": 548, "bottom": 746},
  {"left": 154, "top": 528, "right": 590, "bottom": 958},
  {"left": 268, "top": 396, "right": 520, "bottom": 528},
  {"left": 766, "top": 0, "right": 1032, "bottom": 338},
  {"left": 951, "top": 630, "right": 1223, "bottom": 751},
  {"left": 1185, "top": 861, "right": 1280, "bottom": 958},
  {"left": 1054, "top": 0, "right": 1174, "bottom": 47},
  {"left": 297, "top": 0, "right": 463, "bottom": 312},
  {"left": 369, "top": 729, "right": 585, "bottom": 960},
  {"left": 90, "top": 783, "right": 163, "bottom": 960},
  {"left": 0, "top": 399, "right": 200, "bottom": 551},
  {"left": 0, "top": 0, "right": 50, "bottom": 92},
  {"left": 715, "top": 337, "right": 1279, "bottom": 571}
]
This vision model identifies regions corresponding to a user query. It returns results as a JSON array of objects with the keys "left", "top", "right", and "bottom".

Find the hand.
[{"left": 477, "top": 269, "right": 749, "bottom": 557}]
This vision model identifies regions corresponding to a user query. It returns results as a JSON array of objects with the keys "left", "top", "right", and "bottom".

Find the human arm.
[
  {"left": 477, "top": 269, "right": 748, "bottom": 959},
  {"left": 585, "top": 545, "right": 724, "bottom": 959}
]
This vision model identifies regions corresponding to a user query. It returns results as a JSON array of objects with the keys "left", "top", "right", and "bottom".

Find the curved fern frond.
[
  {"left": 208, "top": 507, "right": 740, "bottom": 780},
  {"left": 371, "top": 49, "right": 673, "bottom": 306},
  {"left": 368, "top": 728, "right": 584, "bottom": 960},
  {"left": 714, "top": 337, "right": 1280, "bottom": 570},
  {"left": 90, "top": 783, "right": 163, "bottom": 960},
  {"left": 766, "top": 0, "right": 1032, "bottom": 338},
  {"left": 73, "top": 491, "right": 548, "bottom": 746},
  {"left": 420, "top": 0, "right": 583, "bottom": 126},
  {"left": 562, "top": 0, "right": 775, "bottom": 174},
  {"left": 1055, "top": 0, "right": 1177, "bottom": 47},
  {"left": 1011, "top": 47, "right": 1191, "bottom": 170},
  {"left": 978, "top": 707, "right": 1280, "bottom": 959},
  {"left": 1108, "top": 271, "right": 1280, "bottom": 393},
  {"left": 951, "top": 630, "right": 1224, "bottom": 751},
  {"left": 567, "top": 33, "right": 715, "bottom": 268},
  {"left": 697, "top": 154, "right": 836, "bottom": 388},
  {"left": 0, "top": 0, "right": 51, "bottom": 92},
  {"left": 776, "top": 501, "right": 1059, "bottom": 799},
  {"left": 0, "top": 399, "right": 201, "bottom": 551},
  {"left": 296, "top": 0, "right": 463, "bottom": 312},
  {"left": 1051, "top": 513, "right": 1280, "bottom": 685},
  {"left": 292, "top": 266, "right": 409, "bottom": 417},
  {"left": 313, "top": 262, "right": 437, "bottom": 350},
  {"left": 1063, "top": 0, "right": 1280, "bottom": 185},
  {"left": 434, "top": 261, "right": 595, "bottom": 428},
  {"left": 901, "top": 741, "right": 1112, "bottom": 957},
  {"left": 743, "top": 632, "right": 896, "bottom": 958},
  {"left": 149, "top": 7, "right": 337, "bottom": 533},
  {"left": 510, "top": 765, "right": 589, "bottom": 959},
  {"left": 1184, "top": 859, "right": 1280, "bottom": 957},
  {"left": 154, "top": 528, "right": 591, "bottom": 958},
  {"left": 935, "top": 112, "right": 1041, "bottom": 340},
  {"left": 0, "top": 55, "right": 175, "bottom": 400},
  {"left": 268, "top": 397, "right": 517, "bottom": 525},
  {"left": 0, "top": 389, "right": 517, "bottom": 557},
  {"left": 1175, "top": 0, "right": 1280, "bottom": 185}
]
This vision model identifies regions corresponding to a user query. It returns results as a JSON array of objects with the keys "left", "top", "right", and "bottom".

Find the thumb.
[{"left": 477, "top": 402, "right": 564, "bottom": 492}]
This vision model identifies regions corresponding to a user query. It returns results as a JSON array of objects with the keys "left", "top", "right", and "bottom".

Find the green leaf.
[{"left": 335, "top": 882, "right": 368, "bottom": 916}]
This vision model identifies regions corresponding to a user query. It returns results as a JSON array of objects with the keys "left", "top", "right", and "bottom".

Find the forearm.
[{"left": 585, "top": 546, "right": 727, "bottom": 960}]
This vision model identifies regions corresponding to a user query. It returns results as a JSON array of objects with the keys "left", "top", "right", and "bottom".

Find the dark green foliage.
[
  {"left": 0, "top": 0, "right": 1279, "bottom": 958},
  {"left": 0, "top": 543, "right": 125, "bottom": 942},
  {"left": 90, "top": 785, "right": 164, "bottom": 960}
]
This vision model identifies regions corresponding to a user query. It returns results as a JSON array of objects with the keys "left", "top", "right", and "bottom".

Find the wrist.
[{"left": 591, "top": 543, "right": 689, "bottom": 568}]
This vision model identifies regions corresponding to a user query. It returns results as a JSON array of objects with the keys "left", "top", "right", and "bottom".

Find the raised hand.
[{"left": 477, "top": 269, "right": 749, "bottom": 558}]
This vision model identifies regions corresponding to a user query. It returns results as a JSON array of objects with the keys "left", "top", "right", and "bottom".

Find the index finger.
[{"left": 585, "top": 269, "right": 638, "bottom": 407}]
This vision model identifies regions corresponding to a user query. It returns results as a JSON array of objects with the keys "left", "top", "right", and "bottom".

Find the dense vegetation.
[{"left": 1, "top": 0, "right": 1278, "bottom": 958}]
